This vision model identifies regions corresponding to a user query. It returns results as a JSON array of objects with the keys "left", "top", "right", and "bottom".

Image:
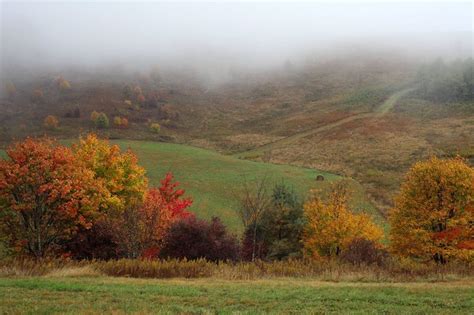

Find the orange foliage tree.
[
  {"left": 43, "top": 115, "right": 59, "bottom": 129},
  {"left": 0, "top": 138, "right": 105, "bottom": 258},
  {"left": 390, "top": 157, "right": 474, "bottom": 263},
  {"left": 303, "top": 183, "right": 383, "bottom": 259}
]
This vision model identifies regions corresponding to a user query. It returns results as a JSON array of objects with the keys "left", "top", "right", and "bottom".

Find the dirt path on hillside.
[
  {"left": 375, "top": 88, "right": 415, "bottom": 115},
  {"left": 236, "top": 87, "right": 414, "bottom": 158}
]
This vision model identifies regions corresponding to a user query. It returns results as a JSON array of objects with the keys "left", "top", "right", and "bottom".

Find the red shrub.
[{"left": 160, "top": 217, "right": 240, "bottom": 262}]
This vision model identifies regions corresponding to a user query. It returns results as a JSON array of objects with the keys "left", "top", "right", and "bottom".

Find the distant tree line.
[{"left": 415, "top": 58, "right": 473, "bottom": 103}]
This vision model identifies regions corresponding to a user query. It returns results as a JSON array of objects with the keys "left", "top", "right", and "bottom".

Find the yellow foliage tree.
[
  {"left": 90, "top": 111, "right": 100, "bottom": 122},
  {"left": 72, "top": 134, "right": 148, "bottom": 215},
  {"left": 113, "top": 116, "right": 129, "bottom": 128},
  {"left": 149, "top": 123, "right": 161, "bottom": 133},
  {"left": 303, "top": 183, "right": 383, "bottom": 259},
  {"left": 56, "top": 76, "right": 71, "bottom": 91},
  {"left": 390, "top": 157, "right": 474, "bottom": 263}
]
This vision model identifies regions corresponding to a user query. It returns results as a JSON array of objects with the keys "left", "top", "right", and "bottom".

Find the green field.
[
  {"left": 110, "top": 140, "right": 379, "bottom": 231},
  {"left": 0, "top": 140, "right": 379, "bottom": 232},
  {"left": 0, "top": 277, "right": 472, "bottom": 314}
]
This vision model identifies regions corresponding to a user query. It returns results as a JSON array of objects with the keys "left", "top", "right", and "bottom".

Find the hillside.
[{"left": 1, "top": 56, "right": 472, "bottom": 216}]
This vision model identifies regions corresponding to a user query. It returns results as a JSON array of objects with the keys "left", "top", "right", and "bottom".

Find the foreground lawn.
[{"left": 0, "top": 277, "right": 472, "bottom": 314}]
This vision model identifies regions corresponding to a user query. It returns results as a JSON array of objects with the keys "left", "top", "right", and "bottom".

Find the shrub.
[
  {"left": 90, "top": 111, "right": 100, "bottom": 122},
  {"left": 137, "top": 94, "right": 146, "bottom": 104},
  {"left": 122, "top": 85, "right": 133, "bottom": 99},
  {"left": 65, "top": 107, "right": 80, "bottom": 118},
  {"left": 31, "top": 89, "right": 44, "bottom": 103},
  {"left": 145, "top": 92, "right": 159, "bottom": 108},
  {"left": 43, "top": 115, "right": 59, "bottom": 129},
  {"left": 96, "top": 258, "right": 213, "bottom": 278},
  {"left": 95, "top": 112, "right": 109, "bottom": 129},
  {"left": 133, "top": 86, "right": 143, "bottom": 98},
  {"left": 73, "top": 107, "right": 80, "bottom": 118},
  {"left": 113, "top": 116, "right": 129, "bottom": 128},
  {"left": 55, "top": 76, "right": 71, "bottom": 91},
  {"left": 340, "top": 238, "right": 389, "bottom": 266},
  {"left": 149, "top": 123, "right": 161, "bottom": 133},
  {"left": 66, "top": 219, "right": 123, "bottom": 260},
  {"left": 160, "top": 217, "right": 240, "bottom": 262},
  {"left": 113, "top": 116, "right": 122, "bottom": 127}
]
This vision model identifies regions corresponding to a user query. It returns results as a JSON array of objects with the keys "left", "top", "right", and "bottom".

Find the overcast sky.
[{"left": 1, "top": 1, "right": 472, "bottom": 75}]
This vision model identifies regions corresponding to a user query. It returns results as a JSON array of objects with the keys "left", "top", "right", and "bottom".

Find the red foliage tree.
[
  {"left": 0, "top": 138, "right": 105, "bottom": 258},
  {"left": 139, "top": 173, "right": 193, "bottom": 258}
]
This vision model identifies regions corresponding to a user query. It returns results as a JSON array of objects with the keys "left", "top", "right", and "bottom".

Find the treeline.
[
  {"left": 0, "top": 135, "right": 472, "bottom": 266},
  {"left": 415, "top": 58, "right": 473, "bottom": 103}
]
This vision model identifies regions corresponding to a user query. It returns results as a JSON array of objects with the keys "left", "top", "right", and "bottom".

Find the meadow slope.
[{"left": 110, "top": 140, "right": 379, "bottom": 232}]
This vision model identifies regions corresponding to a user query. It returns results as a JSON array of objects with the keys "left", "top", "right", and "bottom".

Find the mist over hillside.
[{"left": 1, "top": 2, "right": 472, "bottom": 85}]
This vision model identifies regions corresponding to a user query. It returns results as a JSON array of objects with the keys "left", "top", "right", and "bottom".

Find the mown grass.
[{"left": 0, "top": 276, "right": 472, "bottom": 314}]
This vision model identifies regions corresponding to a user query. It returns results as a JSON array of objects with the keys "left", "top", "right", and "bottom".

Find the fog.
[{"left": 1, "top": 1, "right": 472, "bottom": 83}]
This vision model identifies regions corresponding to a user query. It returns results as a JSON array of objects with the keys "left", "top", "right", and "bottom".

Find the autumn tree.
[
  {"left": 241, "top": 183, "right": 304, "bottom": 260},
  {"left": 390, "top": 157, "right": 474, "bottom": 263},
  {"left": 113, "top": 116, "right": 129, "bottom": 128},
  {"left": 262, "top": 183, "right": 304, "bottom": 259},
  {"left": 303, "top": 183, "right": 383, "bottom": 259},
  {"left": 43, "top": 115, "right": 59, "bottom": 130},
  {"left": 72, "top": 134, "right": 148, "bottom": 213},
  {"left": 237, "top": 177, "right": 271, "bottom": 261},
  {"left": 0, "top": 138, "right": 104, "bottom": 258},
  {"left": 90, "top": 111, "right": 100, "bottom": 122},
  {"left": 149, "top": 123, "right": 161, "bottom": 134},
  {"left": 68, "top": 134, "right": 148, "bottom": 258},
  {"left": 137, "top": 173, "right": 193, "bottom": 258},
  {"left": 56, "top": 76, "right": 71, "bottom": 91},
  {"left": 90, "top": 111, "right": 109, "bottom": 128}
]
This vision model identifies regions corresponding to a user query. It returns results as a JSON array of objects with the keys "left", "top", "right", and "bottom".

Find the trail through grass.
[
  {"left": 237, "top": 88, "right": 414, "bottom": 160},
  {"left": 376, "top": 88, "right": 415, "bottom": 115},
  {"left": 0, "top": 277, "right": 472, "bottom": 314}
]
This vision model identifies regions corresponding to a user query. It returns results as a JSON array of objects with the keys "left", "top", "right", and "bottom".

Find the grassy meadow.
[
  {"left": 109, "top": 140, "right": 379, "bottom": 231},
  {"left": 0, "top": 276, "right": 472, "bottom": 314}
]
